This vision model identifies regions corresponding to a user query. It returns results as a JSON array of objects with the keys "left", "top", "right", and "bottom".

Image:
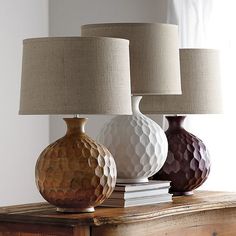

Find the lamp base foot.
[
  {"left": 171, "top": 191, "right": 194, "bottom": 196},
  {"left": 56, "top": 207, "right": 95, "bottom": 213}
]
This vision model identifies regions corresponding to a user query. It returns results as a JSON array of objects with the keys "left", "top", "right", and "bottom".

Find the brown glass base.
[
  {"left": 57, "top": 207, "right": 95, "bottom": 213},
  {"left": 36, "top": 118, "right": 117, "bottom": 214}
]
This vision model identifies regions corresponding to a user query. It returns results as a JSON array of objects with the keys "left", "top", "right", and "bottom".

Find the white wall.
[
  {"left": 0, "top": 0, "right": 49, "bottom": 206},
  {"left": 49, "top": 0, "right": 167, "bottom": 142}
]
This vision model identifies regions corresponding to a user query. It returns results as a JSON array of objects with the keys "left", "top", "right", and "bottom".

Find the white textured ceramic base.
[{"left": 97, "top": 96, "right": 168, "bottom": 183}]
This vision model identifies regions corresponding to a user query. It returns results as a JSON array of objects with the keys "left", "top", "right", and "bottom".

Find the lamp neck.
[
  {"left": 64, "top": 118, "right": 87, "bottom": 135},
  {"left": 131, "top": 96, "right": 142, "bottom": 115},
  {"left": 166, "top": 116, "right": 186, "bottom": 132}
]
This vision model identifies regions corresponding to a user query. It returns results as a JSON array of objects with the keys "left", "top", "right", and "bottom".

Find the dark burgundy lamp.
[{"left": 140, "top": 49, "right": 222, "bottom": 195}]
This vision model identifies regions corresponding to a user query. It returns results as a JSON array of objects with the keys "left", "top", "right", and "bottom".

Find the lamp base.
[
  {"left": 97, "top": 96, "right": 168, "bottom": 183},
  {"left": 57, "top": 207, "right": 95, "bottom": 213},
  {"left": 35, "top": 118, "right": 117, "bottom": 213},
  {"left": 154, "top": 116, "right": 211, "bottom": 194},
  {"left": 117, "top": 177, "right": 149, "bottom": 184}
]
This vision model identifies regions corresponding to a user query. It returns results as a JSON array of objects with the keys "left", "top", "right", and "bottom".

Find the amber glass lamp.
[
  {"left": 19, "top": 37, "right": 132, "bottom": 212},
  {"left": 140, "top": 49, "right": 222, "bottom": 195}
]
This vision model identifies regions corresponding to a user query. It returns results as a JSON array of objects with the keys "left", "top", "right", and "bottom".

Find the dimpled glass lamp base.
[
  {"left": 154, "top": 116, "right": 211, "bottom": 196},
  {"left": 98, "top": 96, "right": 168, "bottom": 183},
  {"left": 19, "top": 37, "right": 132, "bottom": 213},
  {"left": 36, "top": 118, "right": 117, "bottom": 213}
]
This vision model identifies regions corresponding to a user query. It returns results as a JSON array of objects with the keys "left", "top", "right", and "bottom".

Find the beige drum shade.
[
  {"left": 19, "top": 37, "right": 132, "bottom": 115},
  {"left": 140, "top": 49, "right": 223, "bottom": 114},
  {"left": 82, "top": 23, "right": 181, "bottom": 95}
]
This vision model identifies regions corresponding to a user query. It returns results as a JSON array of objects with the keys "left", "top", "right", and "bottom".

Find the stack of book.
[{"left": 101, "top": 180, "right": 172, "bottom": 207}]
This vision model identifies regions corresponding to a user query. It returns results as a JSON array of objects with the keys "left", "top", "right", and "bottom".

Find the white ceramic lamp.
[{"left": 82, "top": 23, "right": 182, "bottom": 183}]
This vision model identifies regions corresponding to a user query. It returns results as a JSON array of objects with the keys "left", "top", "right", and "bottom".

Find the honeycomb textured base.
[
  {"left": 35, "top": 118, "right": 117, "bottom": 212},
  {"left": 154, "top": 116, "right": 211, "bottom": 194},
  {"left": 98, "top": 96, "right": 168, "bottom": 182}
]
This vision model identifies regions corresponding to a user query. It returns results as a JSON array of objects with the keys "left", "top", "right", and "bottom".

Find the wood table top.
[{"left": 0, "top": 191, "right": 236, "bottom": 227}]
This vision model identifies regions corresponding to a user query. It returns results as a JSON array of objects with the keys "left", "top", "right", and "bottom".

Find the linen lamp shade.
[
  {"left": 140, "top": 49, "right": 222, "bottom": 114},
  {"left": 19, "top": 37, "right": 132, "bottom": 115},
  {"left": 82, "top": 23, "right": 181, "bottom": 95}
]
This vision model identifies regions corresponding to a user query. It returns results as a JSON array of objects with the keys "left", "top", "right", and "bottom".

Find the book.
[
  {"left": 110, "top": 187, "right": 169, "bottom": 199},
  {"left": 114, "top": 180, "right": 171, "bottom": 192},
  {"left": 101, "top": 194, "right": 172, "bottom": 207}
]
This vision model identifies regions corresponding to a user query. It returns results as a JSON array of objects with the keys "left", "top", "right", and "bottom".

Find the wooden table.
[{"left": 0, "top": 191, "right": 236, "bottom": 236}]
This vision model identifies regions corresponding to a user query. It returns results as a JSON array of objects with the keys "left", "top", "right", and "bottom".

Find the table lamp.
[
  {"left": 140, "top": 49, "right": 222, "bottom": 195},
  {"left": 82, "top": 23, "right": 181, "bottom": 183},
  {"left": 19, "top": 37, "right": 132, "bottom": 212}
]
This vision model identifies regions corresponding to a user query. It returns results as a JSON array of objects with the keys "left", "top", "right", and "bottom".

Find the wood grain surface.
[
  {"left": 1, "top": 191, "right": 236, "bottom": 236},
  {"left": 0, "top": 191, "right": 236, "bottom": 227},
  {"left": 92, "top": 207, "right": 236, "bottom": 236}
]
